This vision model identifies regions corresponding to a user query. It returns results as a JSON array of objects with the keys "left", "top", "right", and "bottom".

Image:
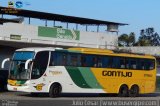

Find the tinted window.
[
  {"left": 69, "top": 54, "right": 79, "bottom": 66},
  {"left": 13, "top": 51, "right": 35, "bottom": 61},
  {"left": 125, "top": 59, "right": 129, "bottom": 69},
  {"left": 49, "top": 51, "right": 155, "bottom": 70},
  {"left": 107, "top": 57, "right": 113, "bottom": 68},
  {"left": 31, "top": 51, "right": 49, "bottom": 79},
  {"left": 102, "top": 56, "right": 109, "bottom": 68},
  {"left": 145, "top": 59, "right": 155, "bottom": 70},
  {"left": 81, "top": 55, "right": 87, "bottom": 67},
  {"left": 130, "top": 59, "right": 137, "bottom": 69},
  {"left": 119, "top": 58, "right": 125, "bottom": 69}
]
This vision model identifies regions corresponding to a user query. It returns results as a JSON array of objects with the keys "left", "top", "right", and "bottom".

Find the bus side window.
[
  {"left": 56, "top": 52, "right": 61, "bottom": 66},
  {"left": 112, "top": 57, "right": 118, "bottom": 68},
  {"left": 120, "top": 58, "right": 125, "bottom": 69},
  {"left": 70, "top": 54, "right": 78, "bottom": 66},
  {"left": 130, "top": 59, "right": 137, "bottom": 69},
  {"left": 141, "top": 60, "right": 145, "bottom": 70},
  {"left": 77, "top": 55, "right": 81, "bottom": 67},
  {"left": 86, "top": 55, "right": 95, "bottom": 67},
  {"left": 150, "top": 60, "right": 155, "bottom": 70},
  {"left": 92, "top": 56, "right": 102, "bottom": 68},
  {"left": 62, "top": 53, "right": 67, "bottom": 66},
  {"left": 125, "top": 59, "right": 129, "bottom": 69},
  {"left": 145, "top": 59, "right": 155, "bottom": 70},
  {"left": 108, "top": 57, "right": 113, "bottom": 68},
  {"left": 81, "top": 55, "right": 86, "bottom": 67},
  {"left": 49, "top": 52, "right": 56, "bottom": 66},
  {"left": 102, "top": 56, "right": 108, "bottom": 68},
  {"left": 92, "top": 57, "right": 97, "bottom": 67},
  {"left": 55, "top": 52, "right": 67, "bottom": 66},
  {"left": 97, "top": 57, "right": 102, "bottom": 67},
  {"left": 145, "top": 60, "right": 150, "bottom": 70}
]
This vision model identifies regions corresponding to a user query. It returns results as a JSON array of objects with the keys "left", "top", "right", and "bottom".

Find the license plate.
[{"left": 13, "top": 88, "right": 17, "bottom": 91}]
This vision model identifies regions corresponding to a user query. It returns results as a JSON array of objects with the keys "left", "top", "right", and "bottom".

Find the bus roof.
[
  {"left": 16, "top": 47, "right": 56, "bottom": 52},
  {"left": 68, "top": 48, "right": 113, "bottom": 54},
  {"left": 15, "top": 47, "right": 155, "bottom": 59},
  {"left": 68, "top": 48, "right": 155, "bottom": 59}
]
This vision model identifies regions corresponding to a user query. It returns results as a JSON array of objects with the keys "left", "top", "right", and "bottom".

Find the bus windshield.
[{"left": 9, "top": 51, "right": 35, "bottom": 80}]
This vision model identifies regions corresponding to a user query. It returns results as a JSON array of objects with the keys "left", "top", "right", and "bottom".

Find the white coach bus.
[{"left": 1, "top": 47, "right": 156, "bottom": 97}]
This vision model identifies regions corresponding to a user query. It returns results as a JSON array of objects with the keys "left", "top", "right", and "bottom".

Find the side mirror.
[
  {"left": 1, "top": 58, "right": 10, "bottom": 69},
  {"left": 25, "top": 59, "right": 32, "bottom": 70}
]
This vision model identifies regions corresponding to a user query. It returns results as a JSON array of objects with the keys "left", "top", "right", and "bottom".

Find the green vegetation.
[{"left": 118, "top": 28, "right": 160, "bottom": 46}]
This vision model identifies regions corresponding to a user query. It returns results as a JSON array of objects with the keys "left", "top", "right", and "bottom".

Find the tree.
[
  {"left": 136, "top": 28, "right": 160, "bottom": 46},
  {"left": 118, "top": 32, "right": 136, "bottom": 47},
  {"left": 134, "top": 39, "right": 150, "bottom": 46}
]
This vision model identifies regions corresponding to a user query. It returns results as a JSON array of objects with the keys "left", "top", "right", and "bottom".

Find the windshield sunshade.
[{"left": 13, "top": 51, "right": 35, "bottom": 60}]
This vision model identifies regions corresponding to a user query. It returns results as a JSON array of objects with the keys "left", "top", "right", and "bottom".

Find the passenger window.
[
  {"left": 93, "top": 57, "right": 98, "bottom": 67},
  {"left": 120, "top": 58, "right": 125, "bottom": 69},
  {"left": 102, "top": 56, "right": 109, "bottom": 68},
  {"left": 141, "top": 60, "right": 145, "bottom": 70},
  {"left": 145, "top": 59, "right": 155, "bottom": 70},
  {"left": 81, "top": 55, "right": 87, "bottom": 67},
  {"left": 107, "top": 57, "right": 113, "bottom": 68},
  {"left": 62, "top": 53, "right": 67, "bottom": 65},
  {"left": 49, "top": 52, "right": 56, "bottom": 66},
  {"left": 130, "top": 60, "right": 137, "bottom": 69},
  {"left": 70, "top": 54, "right": 78, "bottom": 66},
  {"left": 150, "top": 60, "right": 155, "bottom": 70},
  {"left": 97, "top": 57, "right": 102, "bottom": 67},
  {"left": 126, "top": 59, "right": 129, "bottom": 69}
]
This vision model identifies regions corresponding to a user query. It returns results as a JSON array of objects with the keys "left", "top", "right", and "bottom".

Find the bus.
[{"left": 1, "top": 47, "right": 156, "bottom": 97}]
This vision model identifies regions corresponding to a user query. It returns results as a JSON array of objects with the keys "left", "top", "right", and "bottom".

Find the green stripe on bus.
[
  {"left": 16, "top": 80, "right": 26, "bottom": 84},
  {"left": 65, "top": 66, "right": 91, "bottom": 88},
  {"left": 78, "top": 67, "right": 102, "bottom": 88}
]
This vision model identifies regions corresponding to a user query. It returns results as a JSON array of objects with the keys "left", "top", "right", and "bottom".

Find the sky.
[{"left": 0, "top": 0, "right": 160, "bottom": 39}]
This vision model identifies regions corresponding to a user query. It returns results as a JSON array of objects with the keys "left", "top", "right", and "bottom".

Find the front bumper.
[{"left": 7, "top": 84, "right": 31, "bottom": 92}]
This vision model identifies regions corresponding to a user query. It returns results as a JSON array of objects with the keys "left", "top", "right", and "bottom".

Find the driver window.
[{"left": 31, "top": 51, "right": 49, "bottom": 79}]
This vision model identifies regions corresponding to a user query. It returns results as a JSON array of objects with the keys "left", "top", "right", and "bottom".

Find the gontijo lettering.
[{"left": 102, "top": 71, "right": 132, "bottom": 77}]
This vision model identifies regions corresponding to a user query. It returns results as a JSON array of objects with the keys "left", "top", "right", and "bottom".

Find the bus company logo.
[
  {"left": 8, "top": 1, "right": 14, "bottom": 8},
  {"left": 34, "top": 83, "right": 45, "bottom": 91},
  {"left": 49, "top": 71, "right": 62, "bottom": 75},
  {"left": 15, "top": 1, "right": 23, "bottom": 8},
  {"left": 102, "top": 71, "right": 132, "bottom": 77}
]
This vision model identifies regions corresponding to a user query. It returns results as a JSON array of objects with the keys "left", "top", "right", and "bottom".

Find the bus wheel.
[
  {"left": 118, "top": 85, "right": 129, "bottom": 97},
  {"left": 129, "top": 85, "right": 139, "bottom": 97},
  {"left": 49, "top": 83, "right": 62, "bottom": 98}
]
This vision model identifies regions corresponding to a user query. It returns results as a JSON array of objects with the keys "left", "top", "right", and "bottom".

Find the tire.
[
  {"left": 49, "top": 83, "right": 62, "bottom": 98},
  {"left": 129, "top": 85, "right": 139, "bottom": 97},
  {"left": 118, "top": 85, "right": 129, "bottom": 97}
]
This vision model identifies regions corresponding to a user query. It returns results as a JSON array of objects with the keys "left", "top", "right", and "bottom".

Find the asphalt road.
[{"left": 0, "top": 92, "right": 160, "bottom": 106}]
